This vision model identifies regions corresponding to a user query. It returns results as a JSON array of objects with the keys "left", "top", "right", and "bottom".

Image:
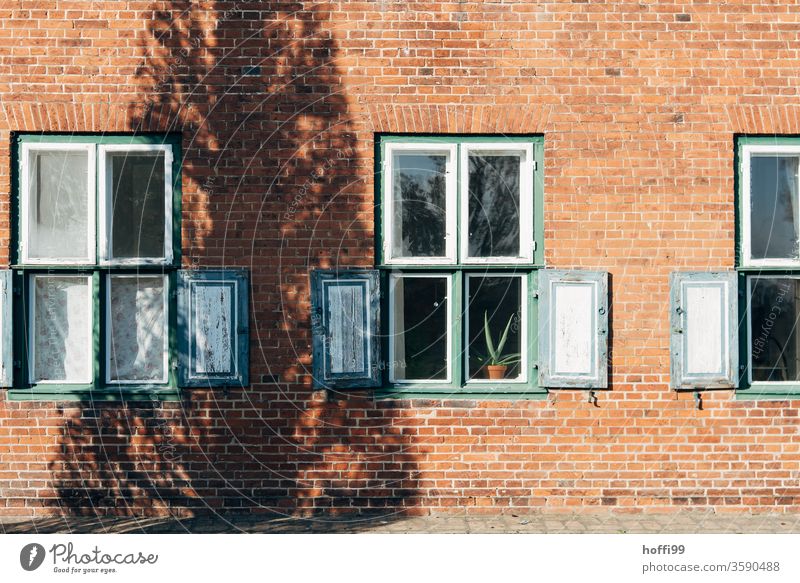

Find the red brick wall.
[{"left": 2, "top": 0, "right": 800, "bottom": 516}]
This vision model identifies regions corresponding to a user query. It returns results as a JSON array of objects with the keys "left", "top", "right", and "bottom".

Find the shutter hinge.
[
  {"left": 12, "top": 286, "right": 21, "bottom": 296},
  {"left": 13, "top": 360, "right": 21, "bottom": 369}
]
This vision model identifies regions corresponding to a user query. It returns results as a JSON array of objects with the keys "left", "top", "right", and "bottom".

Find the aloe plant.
[{"left": 480, "top": 311, "right": 521, "bottom": 366}]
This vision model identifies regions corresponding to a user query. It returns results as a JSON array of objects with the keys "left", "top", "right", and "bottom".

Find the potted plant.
[{"left": 479, "top": 311, "right": 521, "bottom": 380}]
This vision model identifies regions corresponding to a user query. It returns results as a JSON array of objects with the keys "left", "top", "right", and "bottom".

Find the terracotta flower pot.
[{"left": 486, "top": 365, "right": 508, "bottom": 380}]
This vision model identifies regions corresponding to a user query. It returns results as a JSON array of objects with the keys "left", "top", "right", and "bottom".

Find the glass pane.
[
  {"left": 468, "top": 153, "right": 521, "bottom": 258},
  {"left": 391, "top": 153, "right": 447, "bottom": 257},
  {"left": 31, "top": 276, "right": 91, "bottom": 382},
  {"left": 28, "top": 150, "right": 90, "bottom": 261},
  {"left": 109, "top": 152, "right": 166, "bottom": 259},
  {"left": 108, "top": 276, "right": 166, "bottom": 382},
  {"left": 467, "top": 276, "right": 522, "bottom": 380},
  {"left": 392, "top": 277, "right": 448, "bottom": 381},
  {"left": 750, "top": 155, "right": 799, "bottom": 260},
  {"left": 750, "top": 277, "right": 800, "bottom": 382}
]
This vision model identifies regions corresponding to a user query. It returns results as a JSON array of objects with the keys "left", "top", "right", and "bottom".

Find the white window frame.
[
  {"left": 388, "top": 272, "right": 453, "bottom": 384},
  {"left": 464, "top": 273, "right": 528, "bottom": 384},
  {"left": 98, "top": 144, "right": 174, "bottom": 266},
  {"left": 19, "top": 143, "right": 96, "bottom": 265},
  {"left": 460, "top": 143, "right": 534, "bottom": 265},
  {"left": 383, "top": 143, "right": 457, "bottom": 265},
  {"left": 104, "top": 273, "right": 170, "bottom": 385},
  {"left": 741, "top": 144, "right": 800, "bottom": 268},
  {"left": 27, "top": 274, "right": 93, "bottom": 385}
]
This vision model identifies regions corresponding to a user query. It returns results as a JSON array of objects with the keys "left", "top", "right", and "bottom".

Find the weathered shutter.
[
  {"left": 178, "top": 269, "right": 249, "bottom": 387},
  {"left": 670, "top": 271, "right": 738, "bottom": 389},
  {"left": 310, "top": 269, "right": 380, "bottom": 389},
  {"left": 538, "top": 270, "right": 608, "bottom": 388},
  {"left": 0, "top": 270, "right": 11, "bottom": 387}
]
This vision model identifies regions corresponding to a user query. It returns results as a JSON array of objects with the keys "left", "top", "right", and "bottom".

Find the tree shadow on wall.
[{"left": 47, "top": 1, "right": 421, "bottom": 526}]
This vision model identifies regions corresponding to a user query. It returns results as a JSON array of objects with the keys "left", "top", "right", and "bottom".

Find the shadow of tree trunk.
[{"left": 49, "top": 1, "right": 420, "bottom": 521}]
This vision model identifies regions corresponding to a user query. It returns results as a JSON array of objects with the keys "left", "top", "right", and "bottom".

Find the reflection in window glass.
[
  {"left": 467, "top": 276, "right": 522, "bottom": 380},
  {"left": 392, "top": 153, "right": 447, "bottom": 258},
  {"left": 750, "top": 277, "right": 800, "bottom": 382},
  {"left": 31, "top": 276, "right": 92, "bottom": 383},
  {"left": 109, "top": 152, "right": 166, "bottom": 259},
  {"left": 108, "top": 276, "right": 167, "bottom": 382},
  {"left": 392, "top": 277, "right": 448, "bottom": 381},
  {"left": 468, "top": 153, "right": 521, "bottom": 258},
  {"left": 28, "top": 150, "right": 90, "bottom": 261},
  {"left": 750, "top": 155, "right": 799, "bottom": 261}
]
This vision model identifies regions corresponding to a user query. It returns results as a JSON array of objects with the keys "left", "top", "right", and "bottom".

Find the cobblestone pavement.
[{"left": 2, "top": 512, "right": 800, "bottom": 534}]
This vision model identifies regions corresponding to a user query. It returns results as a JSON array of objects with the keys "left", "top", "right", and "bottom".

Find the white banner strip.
[{"left": 1, "top": 533, "right": 799, "bottom": 583}]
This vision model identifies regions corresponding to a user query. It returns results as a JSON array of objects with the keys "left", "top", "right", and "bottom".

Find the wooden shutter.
[
  {"left": 538, "top": 270, "right": 608, "bottom": 388},
  {"left": 670, "top": 271, "right": 738, "bottom": 389},
  {"left": 0, "top": 270, "right": 11, "bottom": 387},
  {"left": 311, "top": 269, "right": 381, "bottom": 389},
  {"left": 178, "top": 269, "right": 249, "bottom": 387}
]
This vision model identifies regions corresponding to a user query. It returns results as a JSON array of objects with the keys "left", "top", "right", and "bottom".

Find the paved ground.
[{"left": 2, "top": 512, "right": 800, "bottom": 534}]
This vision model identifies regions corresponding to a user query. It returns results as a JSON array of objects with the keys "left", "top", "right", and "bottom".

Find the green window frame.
[
  {"left": 10, "top": 133, "right": 182, "bottom": 401},
  {"left": 375, "top": 134, "right": 545, "bottom": 398},
  {"left": 736, "top": 135, "right": 800, "bottom": 399}
]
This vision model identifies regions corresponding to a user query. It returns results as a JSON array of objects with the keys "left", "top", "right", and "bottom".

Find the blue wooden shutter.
[
  {"left": 538, "top": 270, "right": 608, "bottom": 388},
  {"left": 0, "top": 270, "right": 11, "bottom": 387},
  {"left": 178, "top": 269, "right": 249, "bottom": 387},
  {"left": 670, "top": 271, "right": 738, "bottom": 389},
  {"left": 311, "top": 269, "right": 381, "bottom": 389}
]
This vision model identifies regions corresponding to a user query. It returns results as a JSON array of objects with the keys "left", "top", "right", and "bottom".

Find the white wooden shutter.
[
  {"left": 670, "top": 271, "right": 738, "bottom": 389},
  {"left": 178, "top": 269, "right": 249, "bottom": 387},
  {"left": 538, "top": 270, "right": 608, "bottom": 388},
  {"left": 311, "top": 269, "right": 381, "bottom": 389}
]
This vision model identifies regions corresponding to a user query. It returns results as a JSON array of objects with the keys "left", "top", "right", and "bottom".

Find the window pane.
[
  {"left": 750, "top": 277, "right": 800, "bottom": 382},
  {"left": 467, "top": 276, "right": 522, "bottom": 380},
  {"left": 750, "top": 155, "right": 799, "bottom": 261},
  {"left": 392, "top": 153, "right": 447, "bottom": 257},
  {"left": 392, "top": 277, "right": 448, "bottom": 381},
  {"left": 468, "top": 153, "right": 521, "bottom": 258},
  {"left": 109, "top": 152, "right": 166, "bottom": 259},
  {"left": 31, "top": 276, "right": 91, "bottom": 382},
  {"left": 108, "top": 276, "right": 166, "bottom": 382},
  {"left": 28, "top": 150, "right": 90, "bottom": 261}
]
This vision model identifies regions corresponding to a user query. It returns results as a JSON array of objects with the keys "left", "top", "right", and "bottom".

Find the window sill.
[
  {"left": 370, "top": 385, "right": 547, "bottom": 401},
  {"left": 6, "top": 386, "right": 181, "bottom": 402},
  {"left": 377, "top": 263, "right": 545, "bottom": 270},
  {"left": 736, "top": 385, "right": 800, "bottom": 401}
]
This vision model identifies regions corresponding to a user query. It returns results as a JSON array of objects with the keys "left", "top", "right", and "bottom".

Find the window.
[
  {"left": 378, "top": 135, "right": 543, "bottom": 394},
  {"left": 738, "top": 138, "right": 800, "bottom": 394},
  {"left": 14, "top": 135, "right": 181, "bottom": 396}
]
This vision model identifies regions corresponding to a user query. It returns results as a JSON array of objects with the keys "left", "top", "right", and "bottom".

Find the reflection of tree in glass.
[
  {"left": 393, "top": 155, "right": 446, "bottom": 257},
  {"left": 468, "top": 155, "right": 520, "bottom": 257},
  {"left": 31, "top": 151, "right": 90, "bottom": 259},
  {"left": 750, "top": 156, "right": 799, "bottom": 260}
]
